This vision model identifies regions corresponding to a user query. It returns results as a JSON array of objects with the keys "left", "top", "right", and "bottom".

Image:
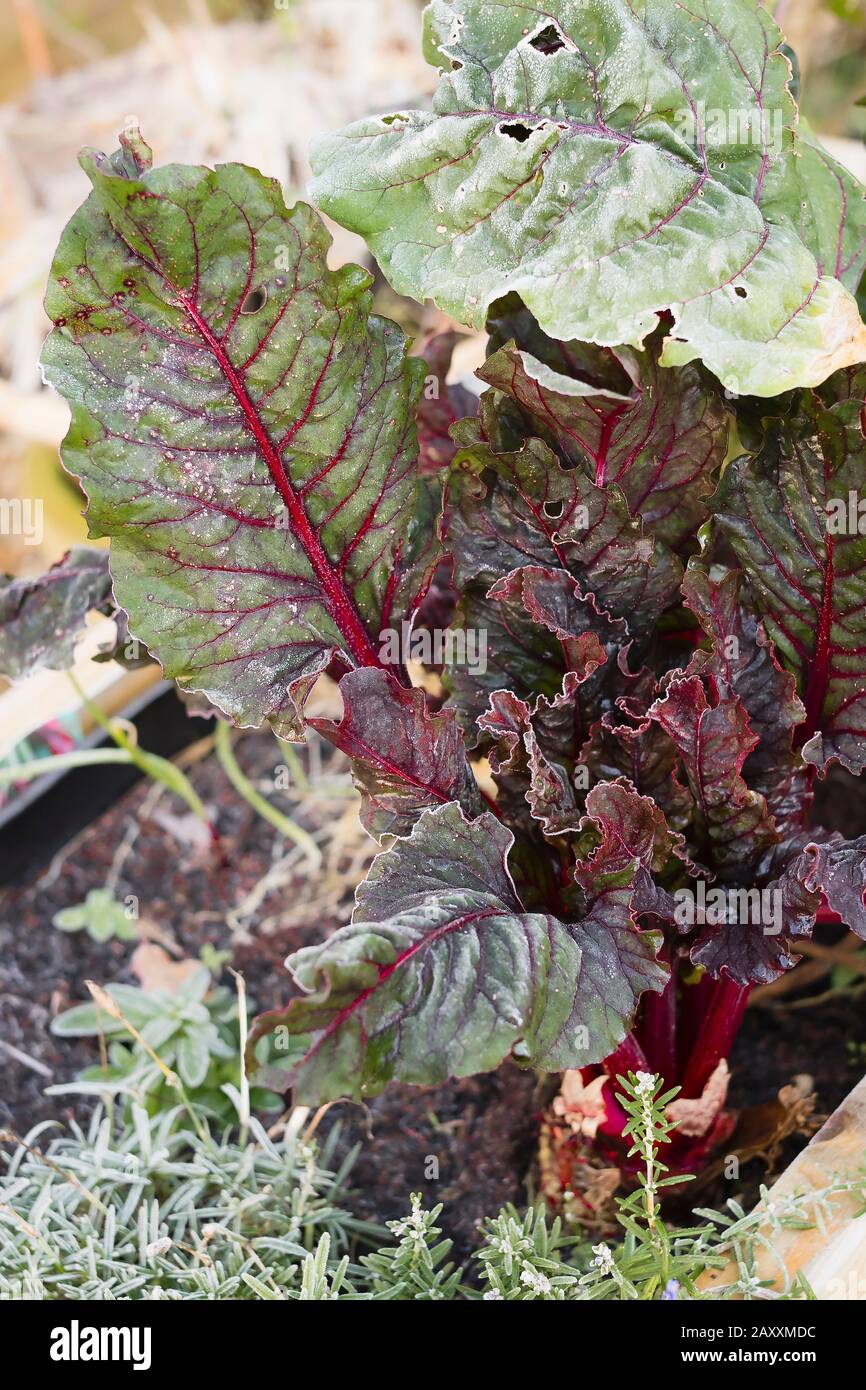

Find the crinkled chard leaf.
[
  {"left": 0, "top": 546, "right": 113, "bottom": 678},
  {"left": 649, "top": 674, "right": 776, "bottom": 877},
  {"left": 580, "top": 665, "right": 693, "bottom": 831},
  {"left": 447, "top": 562, "right": 609, "bottom": 734},
  {"left": 448, "top": 428, "right": 681, "bottom": 631},
  {"left": 309, "top": 667, "right": 479, "bottom": 839},
  {"left": 479, "top": 329, "right": 727, "bottom": 550},
  {"left": 691, "top": 833, "right": 866, "bottom": 984},
  {"left": 41, "top": 131, "right": 432, "bottom": 736},
  {"left": 310, "top": 0, "right": 866, "bottom": 397},
  {"left": 478, "top": 686, "right": 583, "bottom": 836},
  {"left": 249, "top": 802, "right": 666, "bottom": 1101},
  {"left": 715, "top": 405, "right": 866, "bottom": 775},
  {"left": 682, "top": 563, "right": 809, "bottom": 836}
]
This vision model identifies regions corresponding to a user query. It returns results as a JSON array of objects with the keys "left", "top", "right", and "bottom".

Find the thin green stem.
[
  {"left": 65, "top": 672, "right": 209, "bottom": 824},
  {"left": 275, "top": 737, "right": 311, "bottom": 793},
  {"left": 215, "top": 720, "right": 322, "bottom": 869},
  {"left": 0, "top": 749, "right": 134, "bottom": 785}
]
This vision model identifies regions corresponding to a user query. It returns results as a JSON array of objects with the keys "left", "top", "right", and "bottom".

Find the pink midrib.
[
  {"left": 179, "top": 292, "right": 386, "bottom": 673},
  {"left": 802, "top": 529, "right": 834, "bottom": 743}
]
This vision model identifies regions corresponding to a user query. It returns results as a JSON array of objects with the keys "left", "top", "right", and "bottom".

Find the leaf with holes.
[
  {"left": 311, "top": 0, "right": 866, "bottom": 397},
  {"left": 481, "top": 311, "right": 727, "bottom": 550},
  {"left": 249, "top": 802, "right": 666, "bottom": 1101},
  {"left": 40, "top": 131, "right": 432, "bottom": 736},
  {"left": 448, "top": 425, "right": 681, "bottom": 631}
]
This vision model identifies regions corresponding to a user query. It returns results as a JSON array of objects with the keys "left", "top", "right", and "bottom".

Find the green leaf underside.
[
  {"left": 0, "top": 546, "right": 112, "bottom": 678},
  {"left": 310, "top": 0, "right": 866, "bottom": 397},
  {"left": 250, "top": 803, "right": 666, "bottom": 1101},
  {"left": 41, "top": 133, "right": 429, "bottom": 737},
  {"left": 715, "top": 404, "right": 866, "bottom": 775}
]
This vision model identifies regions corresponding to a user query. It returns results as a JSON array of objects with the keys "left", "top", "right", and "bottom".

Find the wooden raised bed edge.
[{"left": 698, "top": 1074, "right": 866, "bottom": 1299}]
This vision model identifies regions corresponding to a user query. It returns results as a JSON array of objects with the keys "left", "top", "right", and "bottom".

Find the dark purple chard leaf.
[
  {"left": 478, "top": 687, "right": 581, "bottom": 836},
  {"left": 448, "top": 428, "right": 681, "bottom": 633},
  {"left": 40, "top": 130, "right": 433, "bottom": 737},
  {"left": 477, "top": 689, "right": 532, "bottom": 777},
  {"left": 691, "top": 833, "right": 866, "bottom": 985},
  {"left": 249, "top": 803, "right": 666, "bottom": 1101},
  {"left": 581, "top": 779, "right": 689, "bottom": 880},
  {"left": 689, "top": 856, "right": 818, "bottom": 985},
  {"left": 580, "top": 667, "right": 692, "bottom": 833},
  {"left": 0, "top": 546, "right": 113, "bottom": 677},
  {"left": 524, "top": 736, "right": 581, "bottom": 837},
  {"left": 413, "top": 330, "right": 478, "bottom": 474},
  {"left": 682, "top": 563, "right": 810, "bottom": 837},
  {"left": 308, "top": 667, "right": 479, "bottom": 839},
  {"left": 447, "top": 563, "right": 609, "bottom": 737},
  {"left": 649, "top": 675, "right": 777, "bottom": 878},
  {"left": 799, "top": 834, "right": 866, "bottom": 937},
  {"left": 478, "top": 333, "right": 727, "bottom": 551},
  {"left": 575, "top": 779, "right": 689, "bottom": 920},
  {"left": 715, "top": 408, "right": 866, "bottom": 775}
]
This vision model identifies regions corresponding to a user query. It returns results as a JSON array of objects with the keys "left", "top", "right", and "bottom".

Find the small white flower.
[
  {"left": 591, "top": 1242, "right": 614, "bottom": 1274},
  {"left": 634, "top": 1071, "right": 656, "bottom": 1097},
  {"left": 483, "top": 1289, "right": 504, "bottom": 1301},
  {"left": 145, "top": 1237, "right": 172, "bottom": 1259},
  {"left": 520, "top": 1264, "right": 552, "bottom": 1295}
]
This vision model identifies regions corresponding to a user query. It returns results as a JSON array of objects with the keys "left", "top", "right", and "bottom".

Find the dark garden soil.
[{"left": 1, "top": 735, "right": 865, "bottom": 1259}]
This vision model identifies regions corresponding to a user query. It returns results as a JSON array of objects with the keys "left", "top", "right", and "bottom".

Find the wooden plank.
[{"left": 698, "top": 1075, "right": 866, "bottom": 1299}]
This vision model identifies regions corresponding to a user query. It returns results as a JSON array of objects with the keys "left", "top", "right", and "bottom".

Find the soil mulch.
[{"left": 2, "top": 737, "right": 865, "bottom": 1258}]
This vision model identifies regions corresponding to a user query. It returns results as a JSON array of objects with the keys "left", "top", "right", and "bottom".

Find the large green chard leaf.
[
  {"left": 310, "top": 0, "right": 866, "bottom": 397},
  {"left": 249, "top": 802, "right": 666, "bottom": 1101},
  {"left": 308, "top": 667, "right": 480, "bottom": 839},
  {"left": 480, "top": 316, "right": 727, "bottom": 549},
  {"left": 715, "top": 402, "right": 866, "bottom": 775},
  {"left": 0, "top": 546, "right": 113, "bottom": 677},
  {"left": 40, "top": 131, "right": 432, "bottom": 736}
]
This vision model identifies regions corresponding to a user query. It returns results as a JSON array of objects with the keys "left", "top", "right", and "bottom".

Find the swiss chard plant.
[{"left": 15, "top": 0, "right": 866, "bottom": 1173}]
